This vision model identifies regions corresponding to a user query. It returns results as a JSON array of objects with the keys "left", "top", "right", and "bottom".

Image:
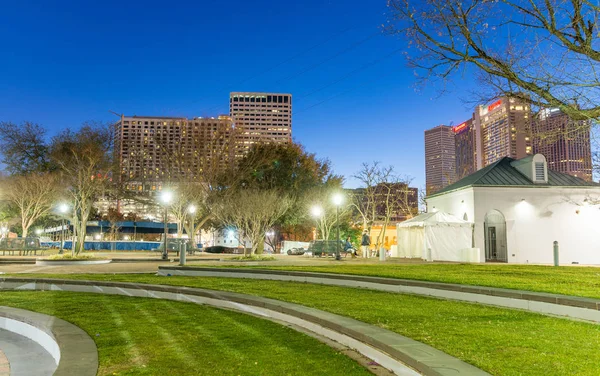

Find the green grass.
[
  {"left": 0, "top": 291, "right": 369, "bottom": 376},
  {"left": 209, "top": 263, "right": 600, "bottom": 299},
  {"left": 10, "top": 273, "right": 600, "bottom": 376}
]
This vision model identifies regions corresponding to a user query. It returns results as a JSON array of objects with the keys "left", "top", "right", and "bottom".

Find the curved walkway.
[
  {"left": 157, "top": 266, "right": 600, "bottom": 323},
  {"left": 0, "top": 306, "right": 98, "bottom": 376},
  {"left": 0, "top": 328, "right": 56, "bottom": 376},
  {"left": 0, "top": 277, "right": 489, "bottom": 376}
]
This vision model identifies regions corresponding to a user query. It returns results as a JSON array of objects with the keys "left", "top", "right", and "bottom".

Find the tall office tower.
[
  {"left": 474, "top": 96, "right": 532, "bottom": 167},
  {"left": 114, "top": 115, "right": 234, "bottom": 192},
  {"left": 532, "top": 108, "right": 592, "bottom": 181},
  {"left": 453, "top": 118, "right": 478, "bottom": 180},
  {"left": 229, "top": 92, "right": 292, "bottom": 156},
  {"left": 424, "top": 125, "right": 456, "bottom": 195}
]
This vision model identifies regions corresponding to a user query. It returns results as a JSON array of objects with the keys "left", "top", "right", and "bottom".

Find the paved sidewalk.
[
  {"left": 0, "top": 328, "right": 55, "bottom": 376},
  {"left": 0, "top": 253, "right": 433, "bottom": 274}
]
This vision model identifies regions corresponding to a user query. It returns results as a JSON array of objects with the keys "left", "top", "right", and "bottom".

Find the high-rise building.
[
  {"left": 474, "top": 97, "right": 532, "bottom": 167},
  {"left": 229, "top": 92, "right": 292, "bottom": 155},
  {"left": 114, "top": 115, "right": 234, "bottom": 190},
  {"left": 425, "top": 125, "right": 456, "bottom": 195},
  {"left": 453, "top": 118, "right": 477, "bottom": 180},
  {"left": 532, "top": 108, "right": 592, "bottom": 181}
]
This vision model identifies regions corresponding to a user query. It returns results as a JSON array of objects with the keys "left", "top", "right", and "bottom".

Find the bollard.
[
  {"left": 179, "top": 242, "right": 187, "bottom": 266},
  {"left": 379, "top": 247, "right": 386, "bottom": 261},
  {"left": 553, "top": 241, "right": 559, "bottom": 267}
]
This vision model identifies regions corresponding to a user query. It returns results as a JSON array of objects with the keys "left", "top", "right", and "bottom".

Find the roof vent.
[{"left": 511, "top": 154, "right": 548, "bottom": 184}]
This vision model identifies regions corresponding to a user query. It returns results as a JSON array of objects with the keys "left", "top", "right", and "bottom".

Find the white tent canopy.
[{"left": 396, "top": 211, "right": 476, "bottom": 262}]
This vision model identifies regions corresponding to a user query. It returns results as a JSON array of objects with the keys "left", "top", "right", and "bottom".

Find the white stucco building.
[{"left": 426, "top": 154, "right": 600, "bottom": 265}]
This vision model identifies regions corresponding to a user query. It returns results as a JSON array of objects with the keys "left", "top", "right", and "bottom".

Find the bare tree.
[
  {"left": 352, "top": 162, "right": 417, "bottom": 250},
  {"left": 214, "top": 189, "right": 293, "bottom": 256},
  {"left": 50, "top": 123, "right": 114, "bottom": 255},
  {"left": 387, "top": 0, "right": 600, "bottom": 121},
  {"left": 0, "top": 173, "right": 62, "bottom": 237}
]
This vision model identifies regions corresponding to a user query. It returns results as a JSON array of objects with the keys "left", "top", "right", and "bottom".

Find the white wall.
[{"left": 428, "top": 186, "right": 600, "bottom": 265}]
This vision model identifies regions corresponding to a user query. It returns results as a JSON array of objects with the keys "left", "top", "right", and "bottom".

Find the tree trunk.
[{"left": 256, "top": 241, "right": 264, "bottom": 255}]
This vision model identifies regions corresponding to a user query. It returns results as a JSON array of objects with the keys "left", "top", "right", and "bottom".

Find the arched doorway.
[{"left": 484, "top": 210, "right": 507, "bottom": 262}]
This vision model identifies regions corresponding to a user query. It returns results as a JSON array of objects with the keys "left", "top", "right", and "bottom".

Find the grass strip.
[
  {"left": 200, "top": 263, "right": 600, "bottom": 300},
  {"left": 0, "top": 290, "right": 369, "bottom": 376},
  {"left": 9, "top": 273, "right": 600, "bottom": 376}
]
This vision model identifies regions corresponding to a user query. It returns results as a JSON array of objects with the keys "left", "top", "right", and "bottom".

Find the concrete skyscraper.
[
  {"left": 473, "top": 97, "right": 532, "bottom": 168},
  {"left": 454, "top": 118, "right": 478, "bottom": 180},
  {"left": 532, "top": 108, "right": 592, "bottom": 181},
  {"left": 425, "top": 125, "right": 456, "bottom": 195},
  {"left": 229, "top": 92, "right": 292, "bottom": 156}
]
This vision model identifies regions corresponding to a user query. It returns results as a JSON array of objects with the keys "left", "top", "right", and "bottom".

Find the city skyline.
[{"left": 0, "top": 0, "right": 478, "bottom": 190}]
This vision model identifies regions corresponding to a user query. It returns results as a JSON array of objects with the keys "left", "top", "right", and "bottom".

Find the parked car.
[
  {"left": 204, "top": 246, "right": 237, "bottom": 254},
  {"left": 287, "top": 247, "right": 306, "bottom": 255}
]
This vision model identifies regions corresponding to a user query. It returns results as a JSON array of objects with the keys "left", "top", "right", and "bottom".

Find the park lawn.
[
  {"left": 9, "top": 273, "right": 600, "bottom": 376},
  {"left": 216, "top": 263, "right": 600, "bottom": 299},
  {"left": 0, "top": 290, "right": 370, "bottom": 376}
]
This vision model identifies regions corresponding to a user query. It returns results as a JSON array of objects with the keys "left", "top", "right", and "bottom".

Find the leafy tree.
[
  {"left": 234, "top": 142, "right": 339, "bottom": 247},
  {"left": 387, "top": 0, "right": 600, "bottom": 121},
  {"left": 0, "top": 121, "right": 51, "bottom": 174}
]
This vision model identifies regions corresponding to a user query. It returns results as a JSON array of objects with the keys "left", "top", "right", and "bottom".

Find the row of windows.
[{"left": 231, "top": 95, "right": 290, "bottom": 104}]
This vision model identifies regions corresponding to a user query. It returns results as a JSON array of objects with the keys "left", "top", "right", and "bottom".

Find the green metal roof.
[{"left": 428, "top": 156, "right": 598, "bottom": 198}]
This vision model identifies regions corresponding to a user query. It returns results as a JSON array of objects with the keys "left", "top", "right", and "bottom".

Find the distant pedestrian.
[
  {"left": 361, "top": 230, "right": 371, "bottom": 258},
  {"left": 344, "top": 236, "right": 356, "bottom": 257}
]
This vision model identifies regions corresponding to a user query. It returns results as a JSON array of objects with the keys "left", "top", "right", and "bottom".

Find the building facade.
[
  {"left": 425, "top": 125, "right": 456, "bottom": 195},
  {"left": 532, "top": 108, "right": 592, "bottom": 181},
  {"left": 474, "top": 97, "right": 532, "bottom": 168},
  {"left": 114, "top": 115, "right": 235, "bottom": 190},
  {"left": 426, "top": 154, "right": 600, "bottom": 264},
  {"left": 229, "top": 92, "right": 292, "bottom": 156},
  {"left": 454, "top": 118, "right": 477, "bottom": 180}
]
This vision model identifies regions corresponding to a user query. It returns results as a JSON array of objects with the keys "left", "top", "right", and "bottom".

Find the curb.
[
  {"left": 0, "top": 306, "right": 98, "bottom": 376},
  {"left": 158, "top": 267, "right": 600, "bottom": 323},
  {"left": 0, "top": 277, "right": 489, "bottom": 376}
]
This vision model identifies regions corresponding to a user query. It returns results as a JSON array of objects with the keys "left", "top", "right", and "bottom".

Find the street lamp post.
[
  {"left": 310, "top": 205, "right": 323, "bottom": 240},
  {"left": 58, "top": 203, "right": 69, "bottom": 255},
  {"left": 332, "top": 193, "right": 344, "bottom": 261},
  {"left": 188, "top": 204, "right": 196, "bottom": 252},
  {"left": 160, "top": 191, "right": 173, "bottom": 260}
]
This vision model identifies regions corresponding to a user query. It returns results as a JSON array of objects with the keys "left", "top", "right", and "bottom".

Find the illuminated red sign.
[
  {"left": 487, "top": 100, "right": 502, "bottom": 112},
  {"left": 453, "top": 122, "right": 468, "bottom": 133}
]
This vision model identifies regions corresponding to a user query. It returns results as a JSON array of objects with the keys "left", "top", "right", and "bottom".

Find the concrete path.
[
  {"left": 0, "top": 328, "right": 56, "bottom": 376},
  {"left": 0, "top": 254, "right": 432, "bottom": 274}
]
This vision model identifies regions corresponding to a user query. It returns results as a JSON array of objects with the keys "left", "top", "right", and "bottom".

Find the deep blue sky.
[{"left": 0, "top": 0, "right": 476, "bottom": 189}]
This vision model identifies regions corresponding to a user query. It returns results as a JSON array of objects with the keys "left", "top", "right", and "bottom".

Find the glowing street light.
[
  {"left": 332, "top": 193, "right": 344, "bottom": 206},
  {"left": 311, "top": 205, "right": 323, "bottom": 218},
  {"left": 35, "top": 228, "right": 43, "bottom": 236},
  {"left": 57, "top": 203, "right": 69, "bottom": 254}
]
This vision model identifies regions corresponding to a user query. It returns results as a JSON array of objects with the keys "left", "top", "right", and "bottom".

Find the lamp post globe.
[
  {"left": 57, "top": 203, "right": 69, "bottom": 254},
  {"left": 311, "top": 205, "right": 323, "bottom": 218},
  {"left": 187, "top": 204, "right": 197, "bottom": 255}
]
